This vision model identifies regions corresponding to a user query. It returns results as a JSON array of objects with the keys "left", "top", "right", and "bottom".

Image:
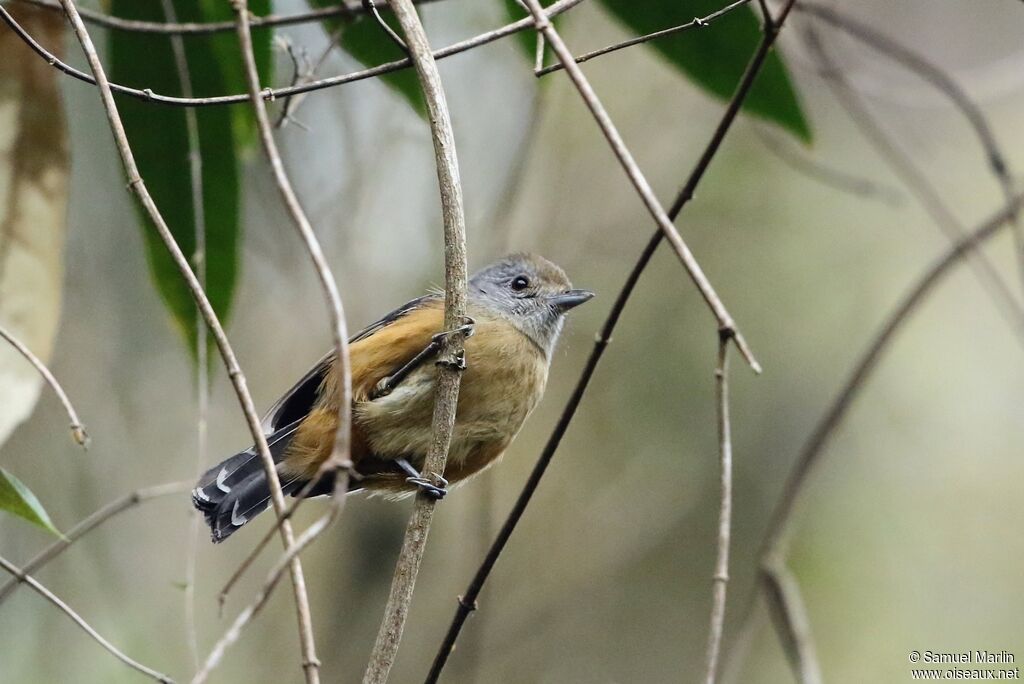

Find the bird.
[{"left": 192, "top": 253, "right": 593, "bottom": 542}]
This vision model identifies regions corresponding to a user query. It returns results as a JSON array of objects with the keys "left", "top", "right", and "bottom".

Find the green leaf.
[
  {"left": 597, "top": 0, "right": 811, "bottom": 143},
  {"left": 503, "top": 0, "right": 538, "bottom": 61},
  {"left": 109, "top": 0, "right": 263, "bottom": 359},
  {"left": 307, "top": 0, "right": 426, "bottom": 117},
  {"left": 198, "top": 0, "right": 274, "bottom": 146},
  {"left": 0, "top": 468, "right": 62, "bottom": 538},
  {"left": 502, "top": 0, "right": 561, "bottom": 64}
]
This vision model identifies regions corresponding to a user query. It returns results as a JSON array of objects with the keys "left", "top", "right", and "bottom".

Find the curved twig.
[
  {"left": 363, "top": 1, "right": 468, "bottom": 681},
  {"left": 53, "top": 1, "right": 320, "bottom": 681},
  {"left": 0, "top": 0, "right": 587, "bottom": 108},
  {"left": 0, "top": 323, "right": 88, "bottom": 448},
  {"left": 759, "top": 558, "right": 822, "bottom": 684},
  {"left": 0, "top": 555, "right": 174, "bottom": 683}
]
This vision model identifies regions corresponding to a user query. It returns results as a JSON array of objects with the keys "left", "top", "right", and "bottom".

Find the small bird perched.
[{"left": 193, "top": 253, "right": 592, "bottom": 542}]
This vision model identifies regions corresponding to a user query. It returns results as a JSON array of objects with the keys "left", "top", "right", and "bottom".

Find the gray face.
[{"left": 467, "top": 253, "right": 593, "bottom": 358}]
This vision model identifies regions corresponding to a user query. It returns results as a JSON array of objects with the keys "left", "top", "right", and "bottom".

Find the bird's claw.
[
  {"left": 431, "top": 316, "right": 475, "bottom": 345},
  {"left": 433, "top": 317, "right": 473, "bottom": 371},
  {"left": 371, "top": 376, "right": 392, "bottom": 399},
  {"left": 436, "top": 350, "right": 466, "bottom": 371},
  {"left": 406, "top": 474, "right": 448, "bottom": 500}
]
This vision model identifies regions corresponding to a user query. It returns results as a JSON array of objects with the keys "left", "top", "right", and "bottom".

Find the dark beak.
[{"left": 549, "top": 289, "right": 594, "bottom": 312}]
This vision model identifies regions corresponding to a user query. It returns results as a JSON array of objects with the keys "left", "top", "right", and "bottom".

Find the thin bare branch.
[
  {"left": 0, "top": 0, "right": 587, "bottom": 108},
  {"left": 427, "top": 4, "right": 801, "bottom": 678},
  {"left": 53, "top": 2, "right": 320, "bottom": 681},
  {"left": 0, "top": 323, "right": 88, "bottom": 448},
  {"left": 522, "top": 0, "right": 761, "bottom": 371},
  {"left": 535, "top": 0, "right": 752, "bottom": 77},
  {"left": 0, "top": 481, "right": 190, "bottom": 605},
  {"left": 703, "top": 337, "right": 733, "bottom": 684},
  {"left": 0, "top": 555, "right": 174, "bottom": 683},
  {"left": 16, "top": 0, "right": 441, "bottom": 35},
  {"left": 803, "top": 25, "right": 1024, "bottom": 346},
  {"left": 363, "top": 1, "right": 468, "bottom": 682},
  {"left": 362, "top": 0, "right": 409, "bottom": 54},
  {"left": 760, "top": 559, "right": 823, "bottom": 684}
]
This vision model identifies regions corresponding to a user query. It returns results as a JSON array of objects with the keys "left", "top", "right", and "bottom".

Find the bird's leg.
[
  {"left": 394, "top": 457, "right": 448, "bottom": 499},
  {"left": 370, "top": 316, "right": 475, "bottom": 399}
]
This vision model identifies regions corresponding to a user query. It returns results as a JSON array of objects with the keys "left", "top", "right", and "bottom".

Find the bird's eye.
[{"left": 510, "top": 276, "right": 530, "bottom": 291}]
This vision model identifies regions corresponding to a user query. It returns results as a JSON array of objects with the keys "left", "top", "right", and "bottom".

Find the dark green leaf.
[
  {"left": 502, "top": 0, "right": 562, "bottom": 65},
  {"left": 109, "top": 0, "right": 263, "bottom": 359},
  {"left": 307, "top": 0, "right": 425, "bottom": 117},
  {"left": 0, "top": 468, "right": 62, "bottom": 538},
  {"left": 198, "top": 0, "right": 273, "bottom": 146},
  {"left": 503, "top": 0, "right": 538, "bottom": 61},
  {"left": 598, "top": 0, "right": 811, "bottom": 142}
]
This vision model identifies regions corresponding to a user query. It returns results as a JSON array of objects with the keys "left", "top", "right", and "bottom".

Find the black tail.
[{"left": 191, "top": 420, "right": 304, "bottom": 543}]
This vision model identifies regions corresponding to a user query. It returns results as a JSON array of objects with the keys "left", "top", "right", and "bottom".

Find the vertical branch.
[
  {"left": 154, "top": 0, "right": 208, "bottom": 668},
  {"left": 703, "top": 336, "right": 733, "bottom": 684},
  {"left": 53, "top": 1, "right": 320, "bottom": 682},
  {"left": 363, "top": 0, "right": 468, "bottom": 682}
]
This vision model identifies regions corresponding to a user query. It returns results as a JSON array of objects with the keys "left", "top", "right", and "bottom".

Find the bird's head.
[{"left": 468, "top": 253, "right": 593, "bottom": 357}]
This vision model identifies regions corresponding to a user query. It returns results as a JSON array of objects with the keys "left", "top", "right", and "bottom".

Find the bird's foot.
[{"left": 406, "top": 474, "right": 448, "bottom": 500}]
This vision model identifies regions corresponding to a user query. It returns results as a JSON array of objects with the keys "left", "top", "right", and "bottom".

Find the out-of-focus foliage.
[
  {"left": 108, "top": 0, "right": 272, "bottom": 361},
  {"left": 0, "top": 468, "right": 61, "bottom": 538},
  {"left": 0, "top": 4, "right": 68, "bottom": 448},
  {"left": 307, "top": 0, "right": 426, "bottom": 116},
  {"left": 598, "top": 0, "right": 811, "bottom": 142}
]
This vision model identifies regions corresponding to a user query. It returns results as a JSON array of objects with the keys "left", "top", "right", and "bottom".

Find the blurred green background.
[{"left": 1, "top": 0, "right": 1023, "bottom": 682}]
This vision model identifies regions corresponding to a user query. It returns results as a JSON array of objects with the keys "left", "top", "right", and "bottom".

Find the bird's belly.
[{"left": 354, "top": 336, "right": 547, "bottom": 470}]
